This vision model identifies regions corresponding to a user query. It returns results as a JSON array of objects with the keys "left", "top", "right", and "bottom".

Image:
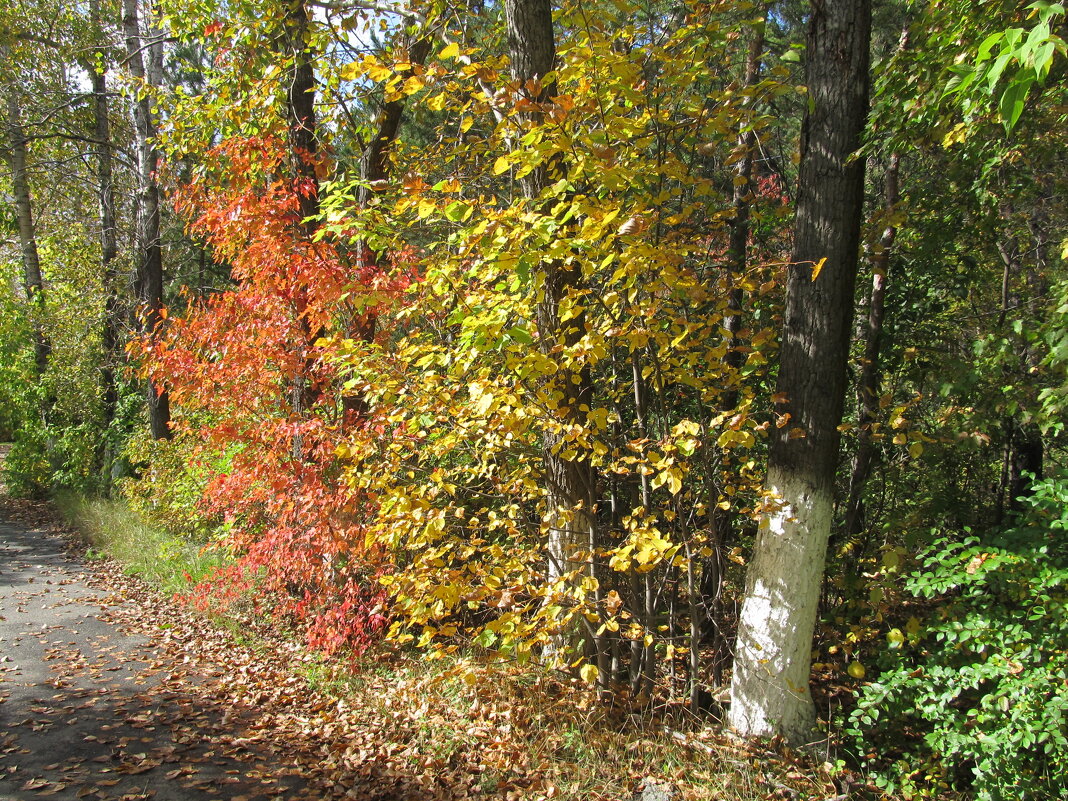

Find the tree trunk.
[
  {"left": 285, "top": 0, "right": 319, "bottom": 235},
  {"left": 504, "top": 0, "right": 599, "bottom": 668},
  {"left": 723, "top": 3, "right": 769, "bottom": 409},
  {"left": 995, "top": 205, "right": 1046, "bottom": 515},
  {"left": 87, "top": 0, "right": 123, "bottom": 486},
  {"left": 5, "top": 86, "right": 51, "bottom": 379},
  {"left": 122, "top": 0, "right": 171, "bottom": 440},
  {"left": 729, "top": 0, "right": 871, "bottom": 744},
  {"left": 343, "top": 33, "right": 432, "bottom": 427},
  {"left": 843, "top": 152, "right": 900, "bottom": 544},
  {"left": 701, "top": 5, "right": 769, "bottom": 703}
]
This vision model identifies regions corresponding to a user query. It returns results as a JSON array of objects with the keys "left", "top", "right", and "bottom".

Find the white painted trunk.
[{"left": 728, "top": 464, "right": 832, "bottom": 743}]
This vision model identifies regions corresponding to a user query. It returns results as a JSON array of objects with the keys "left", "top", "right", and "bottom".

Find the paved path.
[
  {"left": 0, "top": 498, "right": 434, "bottom": 801},
  {"left": 0, "top": 515, "right": 321, "bottom": 800}
]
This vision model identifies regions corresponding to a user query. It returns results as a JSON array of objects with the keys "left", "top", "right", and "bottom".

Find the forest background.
[{"left": 1, "top": 0, "right": 1067, "bottom": 798}]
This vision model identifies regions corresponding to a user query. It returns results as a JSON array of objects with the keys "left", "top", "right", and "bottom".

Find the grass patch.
[{"left": 55, "top": 490, "right": 224, "bottom": 594}]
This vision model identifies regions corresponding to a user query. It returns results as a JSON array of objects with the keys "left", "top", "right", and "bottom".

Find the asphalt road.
[{"left": 0, "top": 515, "right": 310, "bottom": 801}]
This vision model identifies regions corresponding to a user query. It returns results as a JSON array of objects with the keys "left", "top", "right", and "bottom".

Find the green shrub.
[
  {"left": 120, "top": 431, "right": 224, "bottom": 542},
  {"left": 850, "top": 474, "right": 1068, "bottom": 800},
  {"left": 3, "top": 425, "right": 52, "bottom": 497}
]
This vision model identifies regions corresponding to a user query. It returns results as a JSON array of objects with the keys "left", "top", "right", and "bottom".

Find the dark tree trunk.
[
  {"left": 504, "top": 0, "right": 600, "bottom": 671},
  {"left": 342, "top": 34, "right": 432, "bottom": 427},
  {"left": 700, "top": 5, "right": 770, "bottom": 702},
  {"left": 285, "top": 0, "right": 319, "bottom": 234},
  {"left": 843, "top": 152, "right": 900, "bottom": 543},
  {"left": 280, "top": 0, "right": 325, "bottom": 457},
  {"left": 995, "top": 203, "right": 1047, "bottom": 515},
  {"left": 87, "top": 0, "right": 123, "bottom": 485},
  {"left": 723, "top": 4, "right": 768, "bottom": 410},
  {"left": 122, "top": 0, "right": 171, "bottom": 440},
  {"left": 730, "top": 0, "right": 871, "bottom": 744}
]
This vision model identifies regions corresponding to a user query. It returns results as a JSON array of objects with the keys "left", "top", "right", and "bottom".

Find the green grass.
[{"left": 55, "top": 491, "right": 224, "bottom": 594}]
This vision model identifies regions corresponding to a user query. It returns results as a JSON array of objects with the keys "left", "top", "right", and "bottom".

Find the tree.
[
  {"left": 85, "top": 0, "right": 125, "bottom": 486},
  {"left": 729, "top": 0, "right": 872, "bottom": 743},
  {"left": 504, "top": 0, "right": 599, "bottom": 666},
  {"left": 3, "top": 61, "right": 50, "bottom": 380},
  {"left": 123, "top": 0, "right": 171, "bottom": 440}
]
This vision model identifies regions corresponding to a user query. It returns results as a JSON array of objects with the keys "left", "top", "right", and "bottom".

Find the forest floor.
[{"left": 0, "top": 473, "right": 857, "bottom": 800}]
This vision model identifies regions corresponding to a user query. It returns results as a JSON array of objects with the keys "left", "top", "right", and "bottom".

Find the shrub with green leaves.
[
  {"left": 120, "top": 430, "right": 230, "bottom": 543},
  {"left": 850, "top": 475, "right": 1068, "bottom": 799}
]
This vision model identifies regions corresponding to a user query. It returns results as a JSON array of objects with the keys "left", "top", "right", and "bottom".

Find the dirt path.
[{"left": 0, "top": 496, "right": 429, "bottom": 801}]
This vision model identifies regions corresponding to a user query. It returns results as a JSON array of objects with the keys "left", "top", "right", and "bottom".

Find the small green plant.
[
  {"left": 119, "top": 431, "right": 226, "bottom": 541},
  {"left": 850, "top": 473, "right": 1068, "bottom": 800}
]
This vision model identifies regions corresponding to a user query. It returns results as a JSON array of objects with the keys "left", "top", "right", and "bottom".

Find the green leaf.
[
  {"left": 444, "top": 201, "right": 471, "bottom": 222},
  {"left": 999, "top": 77, "right": 1032, "bottom": 133},
  {"left": 977, "top": 31, "right": 1004, "bottom": 62}
]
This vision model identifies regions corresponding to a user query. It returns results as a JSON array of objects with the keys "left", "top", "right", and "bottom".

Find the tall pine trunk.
[{"left": 729, "top": 0, "right": 871, "bottom": 744}]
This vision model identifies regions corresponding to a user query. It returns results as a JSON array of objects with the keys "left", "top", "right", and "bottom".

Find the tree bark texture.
[
  {"left": 93, "top": 61, "right": 124, "bottom": 482},
  {"left": 285, "top": 0, "right": 320, "bottom": 233},
  {"left": 729, "top": 0, "right": 870, "bottom": 744},
  {"left": 122, "top": 0, "right": 171, "bottom": 440},
  {"left": 702, "top": 6, "right": 770, "bottom": 699},
  {"left": 723, "top": 4, "right": 768, "bottom": 410},
  {"left": 280, "top": 0, "right": 325, "bottom": 459},
  {"left": 505, "top": 0, "right": 598, "bottom": 666},
  {"left": 5, "top": 86, "right": 51, "bottom": 378}
]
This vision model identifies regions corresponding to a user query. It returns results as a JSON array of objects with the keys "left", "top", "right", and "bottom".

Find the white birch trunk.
[{"left": 729, "top": 466, "right": 832, "bottom": 741}]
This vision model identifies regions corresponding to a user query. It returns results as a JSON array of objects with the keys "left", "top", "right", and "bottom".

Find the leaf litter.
[{"left": 0, "top": 496, "right": 853, "bottom": 800}]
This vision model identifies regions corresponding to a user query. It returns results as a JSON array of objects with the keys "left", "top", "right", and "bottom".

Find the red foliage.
[{"left": 149, "top": 136, "right": 410, "bottom": 654}]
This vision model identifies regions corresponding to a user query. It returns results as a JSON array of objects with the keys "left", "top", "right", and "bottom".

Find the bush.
[
  {"left": 120, "top": 430, "right": 225, "bottom": 542},
  {"left": 850, "top": 474, "right": 1068, "bottom": 800}
]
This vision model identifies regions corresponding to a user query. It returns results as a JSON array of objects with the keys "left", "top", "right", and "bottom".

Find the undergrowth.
[
  {"left": 55, "top": 491, "right": 223, "bottom": 594},
  {"left": 51, "top": 490, "right": 845, "bottom": 800}
]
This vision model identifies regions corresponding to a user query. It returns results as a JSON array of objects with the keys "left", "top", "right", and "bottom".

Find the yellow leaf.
[
  {"left": 438, "top": 42, "right": 460, "bottom": 60},
  {"left": 493, "top": 155, "right": 511, "bottom": 175},
  {"left": 908, "top": 441, "right": 923, "bottom": 458},
  {"left": 366, "top": 62, "right": 392, "bottom": 82},
  {"left": 579, "top": 663, "right": 599, "bottom": 685},
  {"left": 847, "top": 661, "right": 866, "bottom": 679},
  {"left": 810, "top": 256, "right": 827, "bottom": 282}
]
